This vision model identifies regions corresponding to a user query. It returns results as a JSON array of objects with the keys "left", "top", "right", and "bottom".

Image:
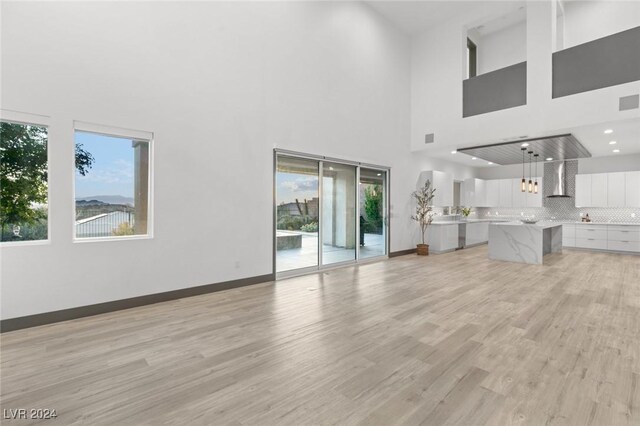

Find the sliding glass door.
[
  {"left": 275, "top": 152, "right": 388, "bottom": 276},
  {"left": 321, "top": 162, "right": 357, "bottom": 266},
  {"left": 275, "top": 156, "right": 319, "bottom": 273},
  {"left": 359, "top": 168, "right": 387, "bottom": 259}
]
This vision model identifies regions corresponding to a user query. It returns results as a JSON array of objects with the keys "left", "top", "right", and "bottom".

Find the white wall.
[
  {"left": 477, "top": 20, "right": 527, "bottom": 75},
  {"left": 411, "top": 0, "right": 640, "bottom": 154},
  {"left": 0, "top": 1, "right": 416, "bottom": 319},
  {"left": 412, "top": 152, "right": 478, "bottom": 184},
  {"left": 562, "top": 0, "right": 640, "bottom": 49}
]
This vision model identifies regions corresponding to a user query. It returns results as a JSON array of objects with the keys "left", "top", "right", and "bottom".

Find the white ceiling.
[
  {"left": 473, "top": 5, "right": 526, "bottom": 36},
  {"left": 365, "top": 0, "right": 525, "bottom": 35}
]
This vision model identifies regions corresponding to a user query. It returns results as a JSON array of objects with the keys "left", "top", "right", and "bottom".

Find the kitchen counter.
[
  {"left": 571, "top": 221, "right": 640, "bottom": 226},
  {"left": 431, "top": 219, "right": 510, "bottom": 225},
  {"left": 488, "top": 221, "right": 562, "bottom": 265}
]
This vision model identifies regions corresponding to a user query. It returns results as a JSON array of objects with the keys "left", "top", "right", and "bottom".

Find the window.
[
  {"left": 467, "top": 38, "right": 477, "bottom": 78},
  {"left": 74, "top": 123, "right": 151, "bottom": 240},
  {"left": 0, "top": 120, "right": 49, "bottom": 243}
]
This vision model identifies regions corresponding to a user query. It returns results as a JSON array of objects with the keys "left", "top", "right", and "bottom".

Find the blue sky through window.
[
  {"left": 74, "top": 132, "right": 135, "bottom": 200},
  {"left": 276, "top": 172, "right": 318, "bottom": 205}
]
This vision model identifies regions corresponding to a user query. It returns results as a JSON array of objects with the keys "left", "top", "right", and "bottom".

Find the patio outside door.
[{"left": 275, "top": 151, "right": 388, "bottom": 277}]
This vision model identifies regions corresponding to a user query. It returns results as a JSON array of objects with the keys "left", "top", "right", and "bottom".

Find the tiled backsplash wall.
[{"left": 475, "top": 160, "right": 640, "bottom": 223}]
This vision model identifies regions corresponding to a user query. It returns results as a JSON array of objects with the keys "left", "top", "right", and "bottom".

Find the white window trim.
[
  {"left": 72, "top": 121, "right": 154, "bottom": 243},
  {"left": 0, "top": 109, "right": 51, "bottom": 246}
]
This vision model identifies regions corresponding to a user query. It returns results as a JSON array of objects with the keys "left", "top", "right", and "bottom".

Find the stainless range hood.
[{"left": 547, "top": 161, "right": 571, "bottom": 198}]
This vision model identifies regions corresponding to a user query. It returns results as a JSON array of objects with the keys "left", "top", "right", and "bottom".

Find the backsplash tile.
[{"left": 476, "top": 160, "right": 640, "bottom": 223}]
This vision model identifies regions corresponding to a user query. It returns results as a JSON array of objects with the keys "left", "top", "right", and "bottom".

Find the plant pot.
[{"left": 416, "top": 244, "right": 429, "bottom": 256}]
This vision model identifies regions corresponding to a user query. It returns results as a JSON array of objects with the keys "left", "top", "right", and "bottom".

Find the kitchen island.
[{"left": 489, "top": 221, "right": 562, "bottom": 264}]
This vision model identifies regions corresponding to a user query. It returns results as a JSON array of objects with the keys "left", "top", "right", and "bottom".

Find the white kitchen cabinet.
[
  {"left": 461, "top": 178, "right": 487, "bottom": 207},
  {"left": 591, "top": 173, "right": 608, "bottom": 207},
  {"left": 527, "top": 177, "right": 543, "bottom": 207},
  {"left": 419, "top": 171, "right": 453, "bottom": 207},
  {"left": 562, "top": 224, "right": 575, "bottom": 247},
  {"left": 476, "top": 179, "right": 487, "bottom": 207},
  {"left": 466, "top": 222, "right": 489, "bottom": 246},
  {"left": 575, "top": 174, "right": 591, "bottom": 207},
  {"left": 486, "top": 180, "right": 500, "bottom": 207},
  {"left": 499, "top": 179, "right": 512, "bottom": 208},
  {"left": 577, "top": 171, "right": 640, "bottom": 207},
  {"left": 511, "top": 178, "right": 527, "bottom": 208},
  {"left": 607, "top": 172, "right": 625, "bottom": 207},
  {"left": 626, "top": 171, "right": 640, "bottom": 207},
  {"left": 426, "top": 224, "right": 458, "bottom": 253}
]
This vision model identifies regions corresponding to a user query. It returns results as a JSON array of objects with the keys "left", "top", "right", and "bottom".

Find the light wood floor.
[{"left": 1, "top": 246, "right": 639, "bottom": 425}]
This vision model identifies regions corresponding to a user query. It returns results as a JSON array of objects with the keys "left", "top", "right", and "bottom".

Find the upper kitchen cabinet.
[
  {"left": 626, "top": 171, "right": 640, "bottom": 207},
  {"left": 607, "top": 172, "right": 626, "bottom": 207},
  {"left": 591, "top": 173, "right": 608, "bottom": 207},
  {"left": 486, "top": 180, "right": 500, "bottom": 207},
  {"left": 576, "top": 173, "right": 607, "bottom": 207},
  {"left": 576, "top": 172, "right": 640, "bottom": 207},
  {"left": 499, "top": 179, "right": 512, "bottom": 208},
  {"left": 526, "top": 177, "right": 543, "bottom": 208},
  {"left": 461, "top": 178, "right": 487, "bottom": 207},
  {"left": 511, "top": 179, "right": 527, "bottom": 208},
  {"left": 511, "top": 177, "right": 542, "bottom": 208},
  {"left": 418, "top": 171, "right": 453, "bottom": 207},
  {"left": 575, "top": 174, "right": 591, "bottom": 207}
]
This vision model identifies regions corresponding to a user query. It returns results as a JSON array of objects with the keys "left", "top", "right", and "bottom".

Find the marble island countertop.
[{"left": 489, "top": 221, "right": 563, "bottom": 264}]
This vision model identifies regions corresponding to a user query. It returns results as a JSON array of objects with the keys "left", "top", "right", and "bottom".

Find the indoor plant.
[
  {"left": 460, "top": 207, "right": 472, "bottom": 220},
  {"left": 411, "top": 179, "right": 436, "bottom": 256}
]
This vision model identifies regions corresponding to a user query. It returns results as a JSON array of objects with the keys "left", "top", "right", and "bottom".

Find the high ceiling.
[
  {"left": 365, "top": 0, "right": 525, "bottom": 35},
  {"left": 365, "top": 1, "right": 640, "bottom": 168}
]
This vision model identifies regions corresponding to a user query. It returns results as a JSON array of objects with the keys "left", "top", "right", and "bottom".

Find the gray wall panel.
[
  {"left": 553, "top": 26, "right": 640, "bottom": 98},
  {"left": 463, "top": 61, "right": 527, "bottom": 117}
]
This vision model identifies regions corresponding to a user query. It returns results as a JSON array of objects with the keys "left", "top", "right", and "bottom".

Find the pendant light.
[
  {"left": 528, "top": 151, "right": 533, "bottom": 193},
  {"left": 534, "top": 154, "right": 539, "bottom": 194},
  {"left": 521, "top": 147, "right": 527, "bottom": 192}
]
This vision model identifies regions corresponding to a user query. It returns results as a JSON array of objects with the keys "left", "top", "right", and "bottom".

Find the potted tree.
[{"left": 411, "top": 179, "right": 436, "bottom": 256}]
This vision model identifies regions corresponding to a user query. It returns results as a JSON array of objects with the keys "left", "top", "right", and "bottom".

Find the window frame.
[
  {"left": 72, "top": 121, "right": 154, "bottom": 243},
  {"left": 0, "top": 109, "right": 52, "bottom": 247},
  {"left": 467, "top": 37, "right": 477, "bottom": 79}
]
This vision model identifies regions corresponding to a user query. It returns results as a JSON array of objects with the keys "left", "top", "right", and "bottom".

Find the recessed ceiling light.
[
  {"left": 521, "top": 143, "right": 529, "bottom": 147},
  {"left": 472, "top": 157, "right": 477, "bottom": 160},
  {"left": 604, "top": 129, "right": 613, "bottom": 134},
  {"left": 451, "top": 150, "right": 457, "bottom": 154},
  {"left": 488, "top": 162, "right": 493, "bottom": 165},
  {"left": 609, "top": 141, "right": 617, "bottom": 145},
  {"left": 613, "top": 149, "right": 620, "bottom": 153},
  {"left": 546, "top": 157, "right": 553, "bottom": 161}
]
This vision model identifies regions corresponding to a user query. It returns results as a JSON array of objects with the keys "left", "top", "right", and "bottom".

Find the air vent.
[
  {"left": 619, "top": 94, "right": 639, "bottom": 111},
  {"left": 425, "top": 133, "right": 434, "bottom": 144}
]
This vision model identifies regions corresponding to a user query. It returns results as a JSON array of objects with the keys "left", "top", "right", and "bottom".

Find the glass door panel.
[
  {"left": 275, "top": 155, "right": 319, "bottom": 273},
  {"left": 359, "top": 168, "right": 387, "bottom": 259},
  {"left": 321, "top": 162, "right": 357, "bottom": 265}
]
